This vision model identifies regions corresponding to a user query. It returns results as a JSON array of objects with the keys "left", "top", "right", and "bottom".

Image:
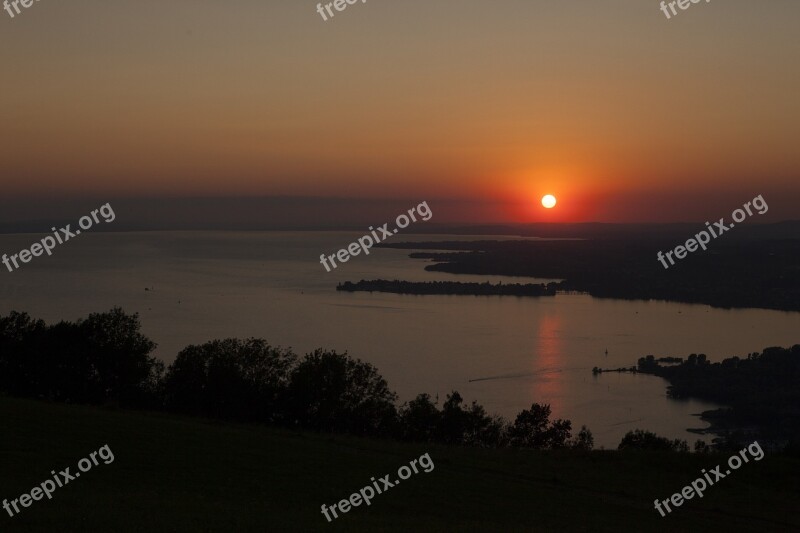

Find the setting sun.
[{"left": 542, "top": 194, "right": 557, "bottom": 209}]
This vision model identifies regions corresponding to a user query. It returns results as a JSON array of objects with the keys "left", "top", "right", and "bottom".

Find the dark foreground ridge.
[
  {"left": 3, "top": 396, "right": 800, "bottom": 531},
  {"left": 336, "top": 279, "right": 558, "bottom": 297}
]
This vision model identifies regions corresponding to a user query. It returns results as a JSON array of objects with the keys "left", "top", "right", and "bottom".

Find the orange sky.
[{"left": 1, "top": 0, "right": 798, "bottom": 224}]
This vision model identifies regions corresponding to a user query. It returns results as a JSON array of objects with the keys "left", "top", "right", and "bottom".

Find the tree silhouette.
[
  {"left": 286, "top": 349, "right": 397, "bottom": 436},
  {"left": 0, "top": 308, "right": 160, "bottom": 406},
  {"left": 163, "top": 338, "right": 296, "bottom": 421},
  {"left": 398, "top": 393, "right": 441, "bottom": 442},
  {"left": 508, "top": 403, "right": 572, "bottom": 449}
]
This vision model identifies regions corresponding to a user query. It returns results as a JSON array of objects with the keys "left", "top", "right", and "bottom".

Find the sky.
[{"left": 1, "top": 0, "right": 798, "bottom": 227}]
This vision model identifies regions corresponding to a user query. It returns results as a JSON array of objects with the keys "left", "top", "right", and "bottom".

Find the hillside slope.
[{"left": 0, "top": 396, "right": 797, "bottom": 532}]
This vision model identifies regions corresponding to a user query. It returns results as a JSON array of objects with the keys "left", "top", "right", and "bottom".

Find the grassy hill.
[{"left": 0, "top": 396, "right": 797, "bottom": 532}]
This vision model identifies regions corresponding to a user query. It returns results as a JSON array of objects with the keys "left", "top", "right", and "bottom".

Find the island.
[{"left": 336, "top": 279, "right": 558, "bottom": 297}]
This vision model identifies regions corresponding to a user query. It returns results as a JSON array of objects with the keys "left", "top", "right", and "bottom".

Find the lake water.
[{"left": 1, "top": 231, "right": 798, "bottom": 448}]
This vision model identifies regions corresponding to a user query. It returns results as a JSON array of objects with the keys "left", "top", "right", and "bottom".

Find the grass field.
[{"left": 0, "top": 396, "right": 797, "bottom": 532}]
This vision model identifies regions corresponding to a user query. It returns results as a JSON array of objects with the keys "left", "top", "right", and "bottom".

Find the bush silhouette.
[{"left": 618, "top": 429, "right": 689, "bottom": 452}]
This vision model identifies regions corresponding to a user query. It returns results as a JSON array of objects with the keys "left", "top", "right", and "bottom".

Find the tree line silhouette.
[
  {"left": 0, "top": 308, "right": 595, "bottom": 450},
  {"left": 1, "top": 308, "right": 716, "bottom": 452}
]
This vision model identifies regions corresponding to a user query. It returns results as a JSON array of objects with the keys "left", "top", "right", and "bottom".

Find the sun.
[{"left": 541, "top": 194, "right": 557, "bottom": 209}]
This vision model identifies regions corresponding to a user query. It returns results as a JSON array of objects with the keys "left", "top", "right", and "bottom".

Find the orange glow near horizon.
[{"left": 0, "top": 2, "right": 798, "bottom": 223}]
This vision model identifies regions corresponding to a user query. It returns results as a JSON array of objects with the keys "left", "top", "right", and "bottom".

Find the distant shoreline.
[{"left": 377, "top": 236, "right": 800, "bottom": 312}]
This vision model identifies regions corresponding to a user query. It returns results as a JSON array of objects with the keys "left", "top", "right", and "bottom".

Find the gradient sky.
[{"left": 1, "top": 0, "right": 798, "bottom": 225}]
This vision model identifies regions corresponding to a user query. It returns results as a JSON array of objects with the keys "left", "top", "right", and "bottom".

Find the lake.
[{"left": 1, "top": 230, "right": 798, "bottom": 448}]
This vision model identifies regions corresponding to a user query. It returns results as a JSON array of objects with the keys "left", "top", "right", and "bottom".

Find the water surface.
[{"left": 2, "top": 231, "right": 798, "bottom": 448}]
